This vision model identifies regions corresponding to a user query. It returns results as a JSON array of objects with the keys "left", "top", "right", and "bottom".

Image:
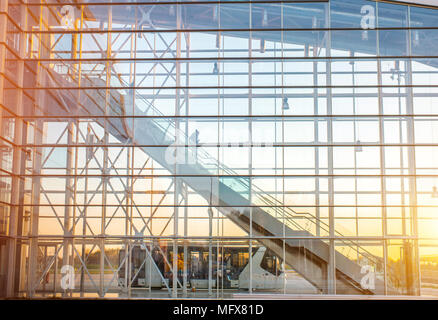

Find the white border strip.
[{"left": 389, "top": 0, "right": 438, "bottom": 8}]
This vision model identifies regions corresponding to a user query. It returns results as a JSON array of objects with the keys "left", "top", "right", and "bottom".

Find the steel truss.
[{"left": 1, "top": 0, "right": 436, "bottom": 298}]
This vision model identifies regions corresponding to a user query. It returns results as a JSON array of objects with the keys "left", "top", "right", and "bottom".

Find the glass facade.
[{"left": 0, "top": 0, "right": 438, "bottom": 298}]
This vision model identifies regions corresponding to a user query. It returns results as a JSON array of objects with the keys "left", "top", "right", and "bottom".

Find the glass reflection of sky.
[{"left": 33, "top": 0, "right": 438, "bottom": 257}]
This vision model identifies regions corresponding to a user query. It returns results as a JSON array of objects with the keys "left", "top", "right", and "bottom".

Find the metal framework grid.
[{"left": 0, "top": 0, "right": 438, "bottom": 298}]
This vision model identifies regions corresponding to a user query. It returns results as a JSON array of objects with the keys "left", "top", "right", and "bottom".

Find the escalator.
[
  {"left": 31, "top": 64, "right": 400, "bottom": 294},
  {"left": 18, "top": 0, "right": 435, "bottom": 294}
]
